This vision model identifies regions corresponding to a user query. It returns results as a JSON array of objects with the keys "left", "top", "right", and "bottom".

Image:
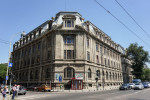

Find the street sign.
[
  {"left": 59, "top": 75, "right": 62, "bottom": 82},
  {"left": 6, "top": 76, "right": 8, "bottom": 80},
  {"left": 9, "top": 62, "right": 13, "bottom": 67}
]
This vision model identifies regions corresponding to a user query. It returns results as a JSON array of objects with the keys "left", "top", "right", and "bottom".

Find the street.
[{"left": 1, "top": 88, "right": 149, "bottom": 100}]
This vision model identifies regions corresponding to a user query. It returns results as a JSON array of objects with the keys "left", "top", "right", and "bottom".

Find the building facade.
[
  {"left": 118, "top": 45, "right": 133, "bottom": 83},
  {"left": 12, "top": 12, "right": 123, "bottom": 90}
]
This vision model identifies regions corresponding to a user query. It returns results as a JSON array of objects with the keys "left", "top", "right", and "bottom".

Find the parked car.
[
  {"left": 11, "top": 86, "right": 27, "bottom": 95},
  {"left": 145, "top": 82, "right": 150, "bottom": 88},
  {"left": 132, "top": 79, "right": 141, "bottom": 84},
  {"left": 37, "top": 85, "right": 51, "bottom": 92},
  {"left": 27, "top": 85, "right": 37, "bottom": 91},
  {"left": 134, "top": 83, "right": 144, "bottom": 90},
  {"left": 129, "top": 83, "right": 135, "bottom": 89},
  {"left": 142, "top": 82, "right": 149, "bottom": 88},
  {"left": 119, "top": 83, "right": 131, "bottom": 90},
  {"left": 18, "top": 86, "right": 27, "bottom": 95}
]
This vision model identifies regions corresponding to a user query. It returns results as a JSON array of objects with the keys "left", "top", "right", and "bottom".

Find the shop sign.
[
  {"left": 56, "top": 73, "right": 60, "bottom": 81},
  {"left": 75, "top": 73, "right": 83, "bottom": 79}
]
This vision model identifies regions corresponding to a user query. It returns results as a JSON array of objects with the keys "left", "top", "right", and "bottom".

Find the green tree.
[
  {"left": 141, "top": 68, "right": 150, "bottom": 81},
  {"left": 126, "top": 43, "right": 150, "bottom": 79},
  {"left": 0, "top": 64, "right": 7, "bottom": 83}
]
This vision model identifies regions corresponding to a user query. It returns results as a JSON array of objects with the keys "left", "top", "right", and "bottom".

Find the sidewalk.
[{"left": 0, "top": 94, "right": 18, "bottom": 100}]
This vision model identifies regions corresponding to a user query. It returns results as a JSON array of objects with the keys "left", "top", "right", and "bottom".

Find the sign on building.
[{"left": 75, "top": 73, "right": 83, "bottom": 79}]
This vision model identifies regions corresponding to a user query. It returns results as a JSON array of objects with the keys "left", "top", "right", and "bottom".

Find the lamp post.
[{"left": 5, "top": 32, "right": 24, "bottom": 86}]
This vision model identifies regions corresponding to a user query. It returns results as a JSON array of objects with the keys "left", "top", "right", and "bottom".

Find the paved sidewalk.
[{"left": 0, "top": 94, "right": 18, "bottom": 100}]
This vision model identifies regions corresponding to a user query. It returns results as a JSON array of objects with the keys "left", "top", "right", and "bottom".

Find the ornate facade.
[
  {"left": 12, "top": 12, "right": 123, "bottom": 90},
  {"left": 119, "top": 45, "right": 133, "bottom": 83}
]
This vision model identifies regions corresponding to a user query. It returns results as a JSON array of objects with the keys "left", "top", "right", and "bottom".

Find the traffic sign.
[
  {"left": 9, "top": 62, "right": 13, "bottom": 67},
  {"left": 6, "top": 76, "right": 8, "bottom": 80},
  {"left": 59, "top": 75, "right": 62, "bottom": 82}
]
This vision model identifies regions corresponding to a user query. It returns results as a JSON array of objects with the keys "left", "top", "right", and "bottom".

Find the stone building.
[
  {"left": 118, "top": 45, "right": 133, "bottom": 83},
  {"left": 12, "top": 12, "right": 123, "bottom": 90}
]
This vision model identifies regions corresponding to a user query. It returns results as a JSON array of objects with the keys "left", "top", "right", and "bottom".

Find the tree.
[
  {"left": 126, "top": 43, "right": 150, "bottom": 79},
  {"left": 141, "top": 68, "right": 150, "bottom": 81},
  {"left": 0, "top": 64, "right": 7, "bottom": 83}
]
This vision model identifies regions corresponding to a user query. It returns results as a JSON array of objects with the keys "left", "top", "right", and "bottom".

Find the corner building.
[{"left": 12, "top": 12, "right": 123, "bottom": 90}]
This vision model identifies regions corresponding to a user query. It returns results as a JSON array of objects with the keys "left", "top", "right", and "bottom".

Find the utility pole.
[{"left": 5, "top": 32, "right": 24, "bottom": 87}]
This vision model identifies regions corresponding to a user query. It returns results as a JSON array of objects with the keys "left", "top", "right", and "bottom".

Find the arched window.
[
  {"left": 109, "top": 72, "right": 111, "bottom": 80},
  {"left": 102, "top": 70, "right": 105, "bottom": 76},
  {"left": 64, "top": 67, "right": 75, "bottom": 78},
  {"left": 116, "top": 73, "right": 117, "bottom": 80},
  {"left": 113, "top": 73, "right": 114, "bottom": 80},
  {"left": 46, "top": 68, "right": 50, "bottom": 78},
  {"left": 118, "top": 73, "right": 120, "bottom": 81},
  {"left": 96, "top": 70, "right": 100, "bottom": 79},
  {"left": 88, "top": 68, "right": 92, "bottom": 78},
  {"left": 106, "top": 71, "right": 108, "bottom": 80}
]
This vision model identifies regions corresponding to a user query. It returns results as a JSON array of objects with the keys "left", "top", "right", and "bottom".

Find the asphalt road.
[{"left": 15, "top": 88, "right": 150, "bottom": 100}]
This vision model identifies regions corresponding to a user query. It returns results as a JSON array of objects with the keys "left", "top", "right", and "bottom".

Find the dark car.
[
  {"left": 142, "top": 82, "right": 149, "bottom": 88},
  {"left": 119, "top": 83, "right": 131, "bottom": 90}
]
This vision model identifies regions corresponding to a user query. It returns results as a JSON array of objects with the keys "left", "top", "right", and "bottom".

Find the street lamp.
[{"left": 5, "top": 32, "right": 25, "bottom": 86}]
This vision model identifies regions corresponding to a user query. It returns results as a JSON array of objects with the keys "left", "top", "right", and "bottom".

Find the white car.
[
  {"left": 129, "top": 83, "right": 135, "bottom": 89},
  {"left": 145, "top": 82, "right": 150, "bottom": 88},
  {"left": 134, "top": 83, "right": 144, "bottom": 90}
]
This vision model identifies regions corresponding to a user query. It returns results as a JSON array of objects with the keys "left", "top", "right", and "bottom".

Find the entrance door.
[{"left": 71, "top": 80, "right": 83, "bottom": 90}]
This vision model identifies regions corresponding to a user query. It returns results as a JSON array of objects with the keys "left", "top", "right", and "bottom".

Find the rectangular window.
[
  {"left": 104, "top": 47, "right": 106, "bottom": 55},
  {"left": 65, "top": 20, "right": 74, "bottom": 27},
  {"left": 101, "top": 57, "right": 103, "bottom": 65},
  {"left": 38, "top": 42, "right": 41, "bottom": 51},
  {"left": 87, "top": 51, "right": 90, "bottom": 61},
  {"left": 87, "top": 37, "right": 89, "bottom": 48},
  {"left": 100, "top": 45, "right": 103, "bottom": 55},
  {"left": 67, "top": 50, "right": 72, "bottom": 59},
  {"left": 96, "top": 43, "right": 99, "bottom": 52},
  {"left": 96, "top": 55, "right": 99, "bottom": 63},
  {"left": 47, "top": 51, "right": 51, "bottom": 60},
  {"left": 105, "top": 58, "right": 107, "bottom": 66},
  {"left": 64, "top": 50, "right": 74, "bottom": 59},
  {"left": 64, "top": 36, "right": 74, "bottom": 44}
]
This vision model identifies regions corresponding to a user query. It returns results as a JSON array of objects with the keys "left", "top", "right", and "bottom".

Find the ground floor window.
[{"left": 64, "top": 67, "right": 75, "bottom": 78}]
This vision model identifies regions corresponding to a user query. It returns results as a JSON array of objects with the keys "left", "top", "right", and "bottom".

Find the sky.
[{"left": 0, "top": 0, "right": 150, "bottom": 66}]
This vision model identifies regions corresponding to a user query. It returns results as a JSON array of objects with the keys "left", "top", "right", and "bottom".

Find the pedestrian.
[
  {"left": 12, "top": 84, "right": 17, "bottom": 100},
  {"left": 1, "top": 86, "right": 7, "bottom": 100}
]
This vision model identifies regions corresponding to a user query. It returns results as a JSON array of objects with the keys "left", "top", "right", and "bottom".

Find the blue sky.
[{"left": 0, "top": 0, "right": 150, "bottom": 66}]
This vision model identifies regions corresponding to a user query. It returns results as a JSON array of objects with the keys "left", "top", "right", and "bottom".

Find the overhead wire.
[
  {"left": 0, "top": 38, "right": 9, "bottom": 44},
  {"left": 94, "top": 0, "right": 150, "bottom": 48},
  {"left": 115, "top": 0, "right": 150, "bottom": 39}
]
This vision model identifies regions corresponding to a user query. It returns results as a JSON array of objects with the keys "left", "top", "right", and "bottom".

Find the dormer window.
[
  {"left": 65, "top": 20, "right": 74, "bottom": 27},
  {"left": 63, "top": 14, "right": 76, "bottom": 28}
]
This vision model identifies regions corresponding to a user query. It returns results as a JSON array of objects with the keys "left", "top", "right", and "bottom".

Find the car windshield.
[
  {"left": 129, "top": 83, "right": 133, "bottom": 85},
  {"left": 142, "top": 82, "right": 147, "bottom": 84},
  {"left": 122, "top": 84, "right": 128, "bottom": 86},
  {"left": 135, "top": 83, "right": 140, "bottom": 85}
]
